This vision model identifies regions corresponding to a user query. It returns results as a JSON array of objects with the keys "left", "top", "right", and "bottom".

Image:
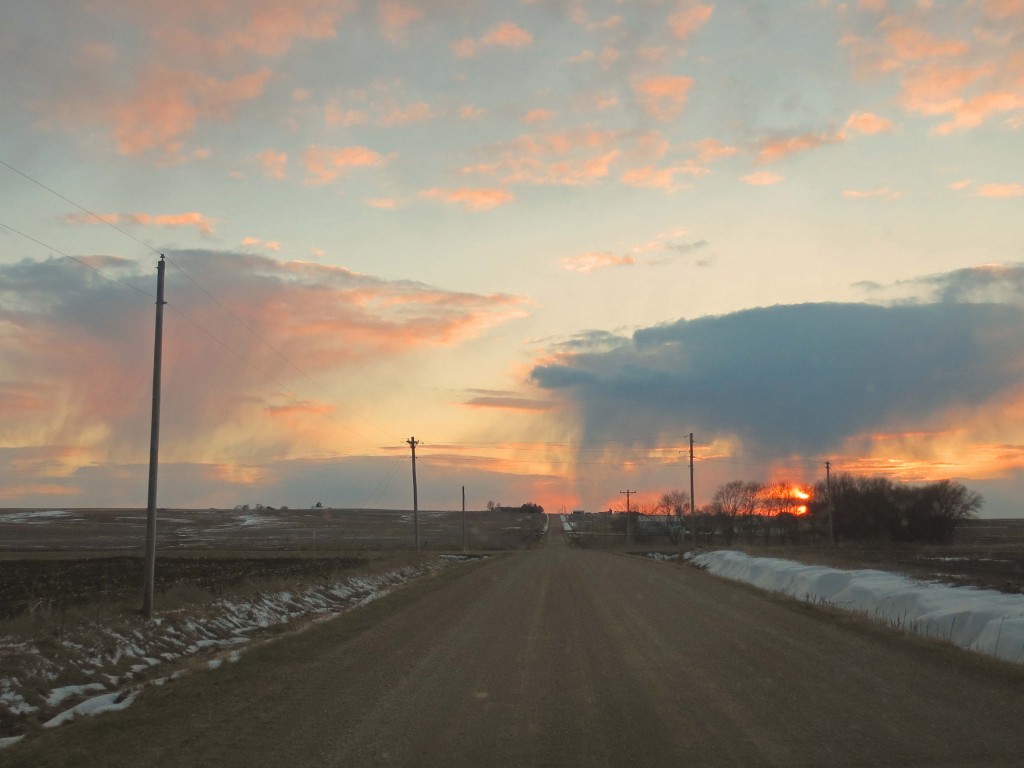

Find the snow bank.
[{"left": 691, "top": 550, "right": 1024, "bottom": 664}]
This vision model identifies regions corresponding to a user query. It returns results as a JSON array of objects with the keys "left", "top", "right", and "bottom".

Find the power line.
[
  {"left": 0, "top": 220, "right": 156, "bottom": 300},
  {"left": 0, "top": 159, "right": 163, "bottom": 257}
]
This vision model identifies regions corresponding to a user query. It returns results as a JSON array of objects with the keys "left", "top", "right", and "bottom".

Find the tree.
[
  {"left": 658, "top": 490, "right": 690, "bottom": 517},
  {"left": 710, "top": 480, "right": 762, "bottom": 544}
]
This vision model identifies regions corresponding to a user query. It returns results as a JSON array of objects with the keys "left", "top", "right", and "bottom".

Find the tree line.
[{"left": 644, "top": 474, "right": 981, "bottom": 545}]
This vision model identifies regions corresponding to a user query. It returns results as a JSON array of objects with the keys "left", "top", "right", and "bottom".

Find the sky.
[{"left": 0, "top": 0, "right": 1023, "bottom": 516}]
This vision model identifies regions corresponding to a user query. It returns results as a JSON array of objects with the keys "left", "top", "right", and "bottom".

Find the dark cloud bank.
[{"left": 532, "top": 300, "right": 1024, "bottom": 454}]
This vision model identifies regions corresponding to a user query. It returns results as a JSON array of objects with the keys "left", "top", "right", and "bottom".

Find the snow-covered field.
[
  {"left": 690, "top": 550, "right": 1024, "bottom": 665},
  {"left": 0, "top": 556, "right": 479, "bottom": 746}
]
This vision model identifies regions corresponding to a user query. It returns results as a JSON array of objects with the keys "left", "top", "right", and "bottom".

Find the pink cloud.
[
  {"left": 459, "top": 105, "right": 487, "bottom": 120},
  {"left": 742, "top": 171, "right": 784, "bottom": 185},
  {"left": 758, "top": 131, "right": 842, "bottom": 162},
  {"left": 303, "top": 145, "right": 392, "bottom": 184},
  {"left": 453, "top": 22, "right": 533, "bottom": 58},
  {"left": 948, "top": 179, "right": 973, "bottom": 190},
  {"left": 257, "top": 149, "right": 288, "bottom": 179},
  {"left": 420, "top": 187, "right": 514, "bottom": 211},
  {"left": 64, "top": 211, "right": 216, "bottom": 236},
  {"left": 842, "top": 187, "right": 901, "bottom": 200},
  {"left": 461, "top": 129, "right": 622, "bottom": 187},
  {"left": 880, "top": 17, "right": 969, "bottom": 62},
  {"left": 932, "top": 91, "right": 1024, "bottom": 134},
  {"left": 378, "top": 1, "right": 423, "bottom": 42},
  {"left": 983, "top": 0, "right": 1024, "bottom": 19},
  {"left": 101, "top": 66, "right": 272, "bottom": 158},
  {"left": 522, "top": 109, "right": 556, "bottom": 124},
  {"left": 973, "top": 183, "right": 1024, "bottom": 197},
  {"left": 366, "top": 197, "right": 398, "bottom": 209},
  {"left": 621, "top": 163, "right": 708, "bottom": 192},
  {"left": 843, "top": 111, "right": 894, "bottom": 135},
  {"left": 634, "top": 76, "right": 694, "bottom": 121},
  {"left": 560, "top": 252, "right": 637, "bottom": 273},
  {"left": 325, "top": 100, "right": 369, "bottom": 126},
  {"left": 693, "top": 138, "right": 739, "bottom": 163},
  {"left": 0, "top": 252, "right": 530, "bottom": 465},
  {"left": 668, "top": 4, "right": 714, "bottom": 40}
]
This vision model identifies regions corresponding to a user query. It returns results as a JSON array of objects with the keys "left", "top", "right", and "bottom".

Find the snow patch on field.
[
  {"left": 0, "top": 557, "right": 468, "bottom": 745},
  {"left": 690, "top": 550, "right": 1024, "bottom": 664}
]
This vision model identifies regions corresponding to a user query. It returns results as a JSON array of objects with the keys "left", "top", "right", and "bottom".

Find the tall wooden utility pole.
[
  {"left": 461, "top": 485, "right": 466, "bottom": 552},
  {"left": 826, "top": 460, "right": 836, "bottom": 546},
  {"left": 620, "top": 489, "right": 636, "bottom": 545},
  {"left": 407, "top": 437, "right": 420, "bottom": 551},
  {"left": 142, "top": 255, "right": 166, "bottom": 619},
  {"left": 688, "top": 432, "right": 695, "bottom": 541}
]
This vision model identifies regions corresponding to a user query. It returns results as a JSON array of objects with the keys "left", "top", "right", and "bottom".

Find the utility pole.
[
  {"left": 620, "top": 489, "right": 636, "bottom": 545},
  {"left": 826, "top": 460, "right": 836, "bottom": 546},
  {"left": 688, "top": 432, "right": 695, "bottom": 545},
  {"left": 142, "top": 256, "right": 166, "bottom": 619},
  {"left": 407, "top": 437, "right": 420, "bottom": 551},
  {"left": 461, "top": 485, "right": 466, "bottom": 552}
]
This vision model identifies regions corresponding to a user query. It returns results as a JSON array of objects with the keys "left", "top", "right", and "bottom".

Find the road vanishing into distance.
[{"left": 7, "top": 520, "right": 1024, "bottom": 767}]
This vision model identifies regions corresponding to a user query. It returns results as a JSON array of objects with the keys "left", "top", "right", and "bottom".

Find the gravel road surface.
[{"left": 6, "top": 521, "right": 1024, "bottom": 767}]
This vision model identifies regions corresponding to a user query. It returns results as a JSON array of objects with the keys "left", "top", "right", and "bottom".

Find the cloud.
[
  {"left": 668, "top": 4, "right": 714, "bottom": 40},
  {"left": 461, "top": 129, "right": 621, "bottom": 187},
  {"left": 880, "top": 17, "right": 970, "bottom": 62},
  {"left": 522, "top": 109, "right": 556, "bottom": 124},
  {"left": 842, "top": 111, "right": 894, "bottom": 135},
  {"left": 461, "top": 394, "right": 554, "bottom": 412},
  {"left": 758, "top": 131, "right": 842, "bottom": 162},
  {"left": 303, "top": 144, "right": 392, "bottom": 184},
  {"left": 842, "top": 187, "right": 901, "bottom": 200},
  {"left": 257, "top": 149, "right": 288, "bottom": 179},
  {"left": 0, "top": 251, "right": 530, "bottom": 478},
  {"left": 973, "top": 182, "right": 1024, "bottom": 197},
  {"left": 621, "top": 162, "right": 707, "bottom": 191},
  {"left": 453, "top": 22, "right": 533, "bottom": 58},
  {"left": 64, "top": 211, "right": 216, "bottom": 236},
  {"left": 378, "top": 1, "right": 423, "bottom": 43},
  {"left": 531, "top": 298, "right": 1024, "bottom": 457},
  {"left": 742, "top": 171, "right": 784, "bottom": 185},
  {"left": 633, "top": 76, "right": 694, "bottom": 121},
  {"left": 419, "top": 187, "right": 514, "bottom": 211},
  {"left": 560, "top": 252, "right": 637, "bottom": 273}
]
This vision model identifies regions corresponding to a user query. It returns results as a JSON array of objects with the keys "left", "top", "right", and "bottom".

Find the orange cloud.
[
  {"left": 420, "top": 187, "right": 514, "bottom": 211},
  {"left": 693, "top": 138, "right": 739, "bottom": 163},
  {"left": 64, "top": 211, "right": 216, "bottom": 236},
  {"left": 99, "top": 66, "right": 272, "bottom": 159},
  {"left": 378, "top": 1, "right": 423, "bottom": 43},
  {"left": 880, "top": 17, "right": 970, "bottom": 62},
  {"left": 742, "top": 171, "right": 784, "bottom": 185},
  {"left": 842, "top": 187, "right": 901, "bottom": 200},
  {"left": 843, "top": 111, "right": 894, "bottom": 135},
  {"left": 367, "top": 197, "right": 398, "bottom": 209},
  {"left": 621, "top": 163, "right": 707, "bottom": 191},
  {"left": 669, "top": 4, "right": 714, "bottom": 40},
  {"left": 257, "top": 149, "right": 288, "bottom": 179},
  {"left": 634, "top": 76, "right": 694, "bottom": 121},
  {"left": 758, "top": 131, "right": 842, "bottom": 162},
  {"left": 453, "top": 22, "right": 533, "bottom": 58},
  {"left": 461, "top": 129, "right": 621, "bottom": 187},
  {"left": 560, "top": 252, "right": 637, "bottom": 273},
  {"left": 303, "top": 145, "right": 392, "bottom": 184},
  {"left": 0, "top": 252, "right": 531, "bottom": 467},
  {"left": 973, "top": 183, "right": 1024, "bottom": 198},
  {"left": 522, "top": 109, "right": 556, "bottom": 124}
]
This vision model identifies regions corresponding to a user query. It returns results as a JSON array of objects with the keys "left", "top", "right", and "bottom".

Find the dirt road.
[{"left": 6, "top": 520, "right": 1024, "bottom": 767}]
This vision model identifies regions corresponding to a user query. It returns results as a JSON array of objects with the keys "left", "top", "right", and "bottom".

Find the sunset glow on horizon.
[{"left": 1, "top": 1, "right": 1023, "bottom": 515}]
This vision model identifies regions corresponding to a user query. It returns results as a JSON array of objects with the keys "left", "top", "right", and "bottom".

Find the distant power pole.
[
  {"left": 461, "top": 485, "right": 466, "bottom": 552},
  {"left": 826, "top": 460, "right": 836, "bottom": 546},
  {"left": 407, "top": 437, "right": 420, "bottom": 551},
  {"left": 621, "top": 489, "right": 636, "bottom": 545},
  {"left": 688, "top": 432, "right": 695, "bottom": 542},
  {"left": 142, "top": 256, "right": 166, "bottom": 619}
]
